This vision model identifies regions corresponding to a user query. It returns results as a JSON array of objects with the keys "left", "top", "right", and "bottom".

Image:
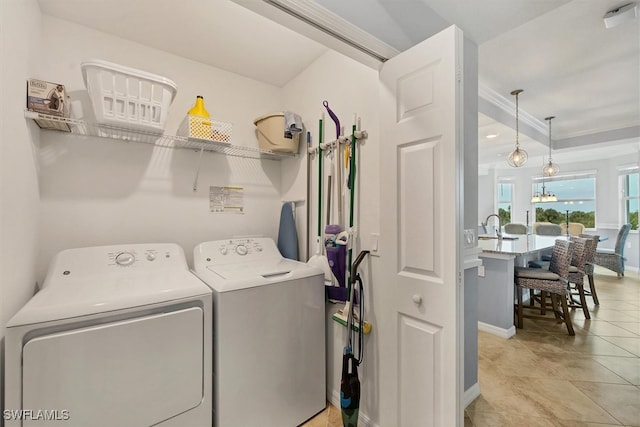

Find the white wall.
[
  {"left": 35, "top": 16, "right": 288, "bottom": 280},
  {"left": 282, "top": 50, "right": 381, "bottom": 425},
  {"left": 1, "top": 0, "right": 42, "bottom": 410},
  {"left": 477, "top": 170, "right": 495, "bottom": 225}
]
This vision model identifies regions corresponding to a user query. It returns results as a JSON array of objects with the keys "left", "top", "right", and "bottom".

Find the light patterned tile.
[
  {"left": 572, "top": 382, "right": 640, "bottom": 426},
  {"left": 593, "top": 356, "right": 640, "bottom": 386},
  {"left": 517, "top": 332, "right": 637, "bottom": 357},
  {"left": 528, "top": 351, "right": 629, "bottom": 384},
  {"left": 571, "top": 308, "right": 640, "bottom": 322},
  {"left": 576, "top": 320, "right": 640, "bottom": 338},
  {"left": 609, "top": 321, "right": 640, "bottom": 336},
  {"left": 302, "top": 405, "right": 329, "bottom": 427},
  {"left": 327, "top": 403, "right": 343, "bottom": 427},
  {"left": 466, "top": 410, "right": 562, "bottom": 426},
  {"left": 600, "top": 336, "right": 640, "bottom": 357},
  {"left": 473, "top": 375, "right": 619, "bottom": 424}
]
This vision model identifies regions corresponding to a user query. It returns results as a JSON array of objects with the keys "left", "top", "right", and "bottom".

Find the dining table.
[{"left": 476, "top": 233, "right": 568, "bottom": 338}]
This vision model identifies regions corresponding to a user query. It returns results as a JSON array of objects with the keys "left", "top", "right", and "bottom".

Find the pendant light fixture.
[
  {"left": 542, "top": 116, "right": 559, "bottom": 176},
  {"left": 507, "top": 89, "right": 528, "bottom": 167}
]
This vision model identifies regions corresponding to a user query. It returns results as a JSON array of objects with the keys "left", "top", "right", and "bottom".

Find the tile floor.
[
  {"left": 466, "top": 266, "right": 640, "bottom": 427},
  {"left": 305, "top": 266, "right": 640, "bottom": 427}
]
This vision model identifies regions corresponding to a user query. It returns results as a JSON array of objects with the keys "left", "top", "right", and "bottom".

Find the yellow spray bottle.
[{"left": 189, "top": 95, "right": 210, "bottom": 118}]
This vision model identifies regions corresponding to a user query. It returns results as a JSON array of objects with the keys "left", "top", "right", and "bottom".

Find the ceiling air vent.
[{"left": 603, "top": 2, "right": 638, "bottom": 28}]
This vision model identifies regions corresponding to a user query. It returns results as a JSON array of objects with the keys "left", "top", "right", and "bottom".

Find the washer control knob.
[
  {"left": 220, "top": 246, "right": 228, "bottom": 255},
  {"left": 146, "top": 253, "right": 156, "bottom": 261},
  {"left": 116, "top": 252, "right": 135, "bottom": 266},
  {"left": 235, "top": 245, "right": 248, "bottom": 255}
]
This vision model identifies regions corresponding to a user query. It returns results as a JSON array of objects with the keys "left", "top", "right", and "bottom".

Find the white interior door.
[{"left": 378, "top": 25, "right": 464, "bottom": 427}]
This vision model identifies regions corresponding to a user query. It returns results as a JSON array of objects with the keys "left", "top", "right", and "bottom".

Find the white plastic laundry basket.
[{"left": 81, "top": 60, "right": 177, "bottom": 133}]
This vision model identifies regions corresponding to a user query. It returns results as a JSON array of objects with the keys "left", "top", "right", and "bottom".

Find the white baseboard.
[
  {"left": 478, "top": 321, "right": 516, "bottom": 338},
  {"left": 330, "top": 390, "right": 378, "bottom": 427},
  {"left": 464, "top": 382, "right": 481, "bottom": 408}
]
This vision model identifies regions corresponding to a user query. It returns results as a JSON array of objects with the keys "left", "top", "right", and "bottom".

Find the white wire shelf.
[{"left": 24, "top": 110, "right": 296, "bottom": 161}]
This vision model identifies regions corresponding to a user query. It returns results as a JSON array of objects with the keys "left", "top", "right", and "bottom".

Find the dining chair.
[
  {"left": 566, "top": 236, "right": 593, "bottom": 319},
  {"left": 530, "top": 237, "right": 589, "bottom": 318},
  {"left": 561, "top": 222, "right": 585, "bottom": 236},
  {"left": 514, "top": 239, "right": 575, "bottom": 335},
  {"left": 504, "top": 223, "right": 527, "bottom": 234},
  {"left": 578, "top": 233, "right": 601, "bottom": 305},
  {"left": 593, "top": 224, "right": 631, "bottom": 278},
  {"left": 535, "top": 223, "right": 563, "bottom": 236}
]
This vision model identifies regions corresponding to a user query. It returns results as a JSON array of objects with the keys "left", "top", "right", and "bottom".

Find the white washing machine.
[
  {"left": 192, "top": 238, "right": 325, "bottom": 427},
  {"left": 4, "top": 243, "right": 212, "bottom": 427}
]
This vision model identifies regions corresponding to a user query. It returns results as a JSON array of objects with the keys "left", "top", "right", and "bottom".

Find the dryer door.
[{"left": 22, "top": 307, "right": 203, "bottom": 427}]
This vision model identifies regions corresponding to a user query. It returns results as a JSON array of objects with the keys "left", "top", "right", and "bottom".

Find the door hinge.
[{"left": 456, "top": 67, "right": 462, "bottom": 83}]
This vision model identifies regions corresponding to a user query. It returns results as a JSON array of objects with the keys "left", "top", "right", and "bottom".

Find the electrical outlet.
[
  {"left": 464, "top": 229, "right": 476, "bottom": 248},
  {"left": 478, "top": 265, "right": 485, "bottom": 277}
]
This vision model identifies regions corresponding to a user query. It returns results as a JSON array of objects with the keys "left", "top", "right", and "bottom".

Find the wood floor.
[{"left": 305, "top": 266, "right": 640, "bottom": 426}]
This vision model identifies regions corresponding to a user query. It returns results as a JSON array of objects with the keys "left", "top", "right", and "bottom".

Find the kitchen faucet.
[{"left": 482, "top": 214, "right": 502, "bottom": 239}]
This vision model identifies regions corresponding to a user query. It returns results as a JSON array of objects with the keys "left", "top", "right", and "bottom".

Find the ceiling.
[{"left": 38, "top": 0, "right": 640, "bottom": 170}]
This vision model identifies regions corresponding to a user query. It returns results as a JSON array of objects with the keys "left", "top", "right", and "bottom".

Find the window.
[
  {"left": 621, "top": 169, "right": 639, "bottom": 230},
  {"left": 532, "top": 173, "right": 596, "bottom": 228},
  {"left": 497, "top": 181, "right": 513, "bottom": 225}
]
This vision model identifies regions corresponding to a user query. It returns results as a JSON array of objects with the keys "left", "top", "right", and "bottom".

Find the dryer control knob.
[
  {"left": 146, "top": 253, "right": 156, "bottom": 261},
  {"left": 116, "top": 252, "right": 135, "bottom": 266},
  {"left": 220, "top": 246, "right": 228, "bottom": 255},
  {"left": 235, "top": 245, "right": 248, "bottom": 255}
]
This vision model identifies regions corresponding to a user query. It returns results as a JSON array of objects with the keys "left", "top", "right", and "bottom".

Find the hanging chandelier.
[
  {"left": 531, "top": 181, "right": 558, "bottom": 203},
  {"left": 542, "top": 116, "right": 559, "bottom": 176},
  {"left": 531, "top": 163, "right": 558, "bottom": 203},
  {"left": 507, "top": 89, "right": 528, "bottom": 167}
]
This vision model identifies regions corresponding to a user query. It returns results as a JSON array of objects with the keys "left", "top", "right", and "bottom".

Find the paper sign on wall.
[{"left": 210, "top": 186, "right": 244, "bottom": 214}]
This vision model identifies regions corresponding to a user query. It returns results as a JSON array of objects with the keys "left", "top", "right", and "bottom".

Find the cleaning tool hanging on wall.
[
  {"left": 323, "top": 100, "right": 347, "bottom": 298},
  {"left": 307, "top": 115, "right": 333, "bottom": 281},
  {"left": 339, "top": 250, "right": 371, "bottom": 427}
]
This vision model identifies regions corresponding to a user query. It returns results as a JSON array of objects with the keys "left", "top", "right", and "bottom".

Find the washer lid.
[
  {"left": 7, "top": 270, "right": 211, "bottom": 327},
  {"left": 197, "top": 258, "right": 322, "bottom": 292},
  {"left": 193, "top": 238, "right": 323, "bottom": 292}
]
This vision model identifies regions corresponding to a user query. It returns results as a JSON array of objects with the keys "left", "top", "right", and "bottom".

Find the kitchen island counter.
[{"left": 477, "top": 234, "right": 567, "bottom": 337}]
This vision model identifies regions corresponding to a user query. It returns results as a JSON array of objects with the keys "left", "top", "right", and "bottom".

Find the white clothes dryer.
[
  {"left": 4, "top": 243, "right": 212, "bottom": 427},
  {"left": 192, "top": 238, "right": 325, "bottom": 427}
]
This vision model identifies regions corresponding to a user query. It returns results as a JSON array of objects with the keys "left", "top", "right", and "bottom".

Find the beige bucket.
[{"left": 253, "top": 112, "right": 300, "bottom": 153}]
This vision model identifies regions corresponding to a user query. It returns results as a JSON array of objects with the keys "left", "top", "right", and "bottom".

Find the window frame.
[
  {"left": 619, "top": 165, "right": 639, "bottom": 231},
  {"left": 496, "top": 178, "right": 514, "bottom": 225},
  {"left": 531, "top": 171, "right": 597, "bottom": 230}
]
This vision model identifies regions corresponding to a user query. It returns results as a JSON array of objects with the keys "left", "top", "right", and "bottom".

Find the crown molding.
[
  {"left": 232, "top": 0, "right": 400, "bottom": 67},
  {"left": 479, "top": 84, "right": 547, "bottom": 135}
]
